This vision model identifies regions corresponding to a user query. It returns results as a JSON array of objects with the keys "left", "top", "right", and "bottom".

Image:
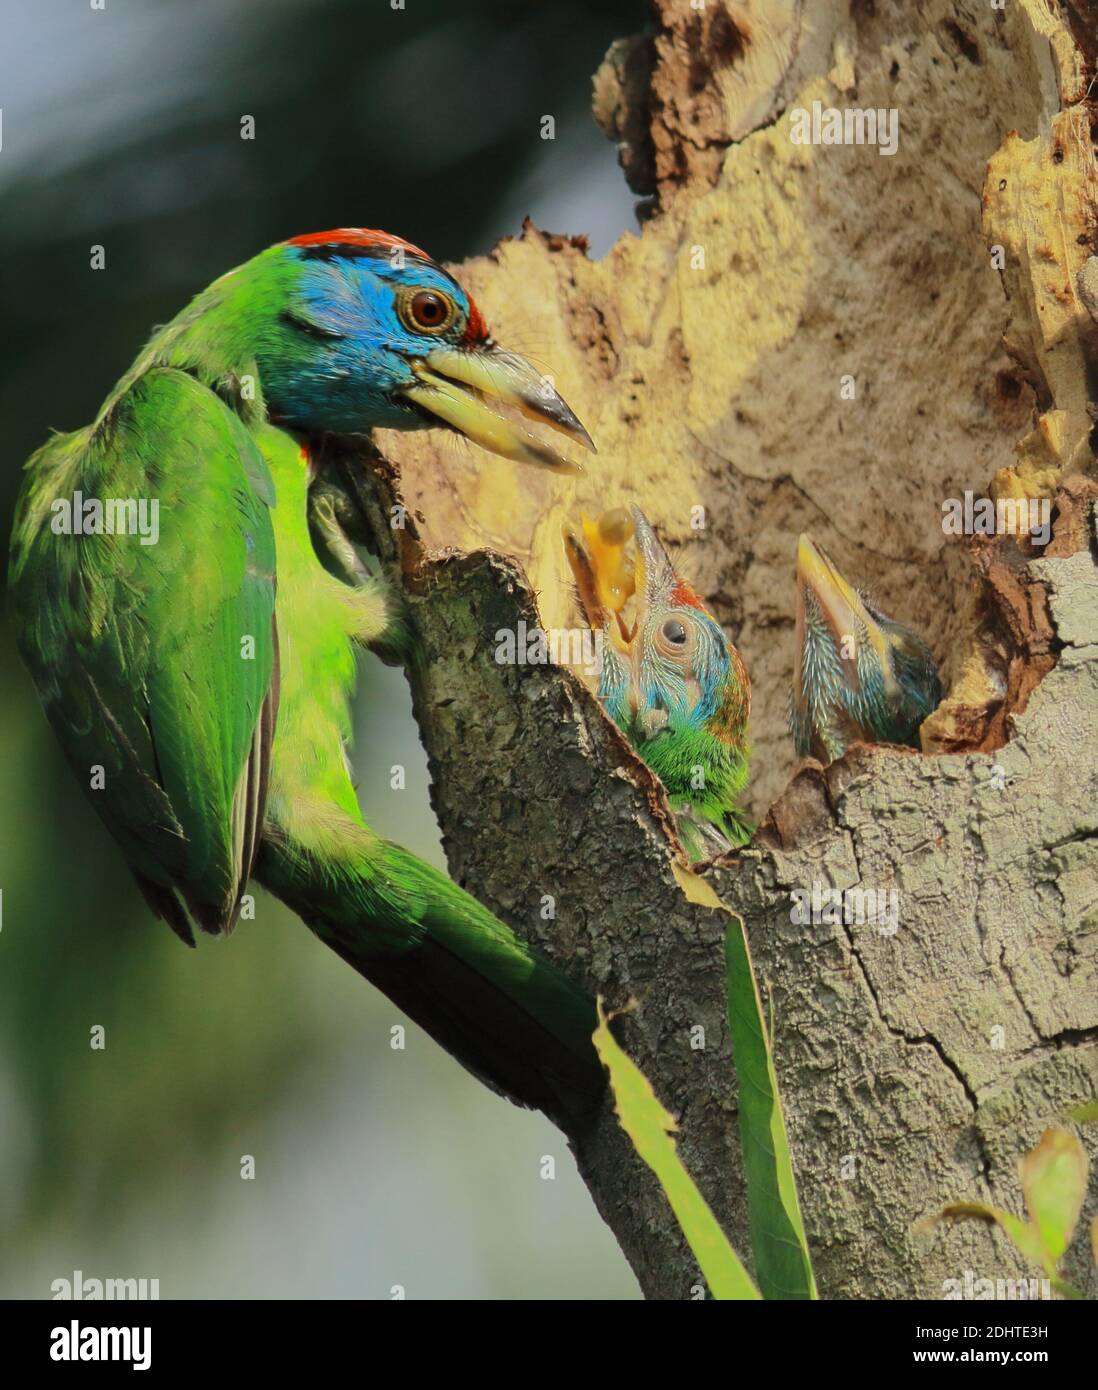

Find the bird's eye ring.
[
  {"left": 399, "top": 287, "right": 458, "bottom": 336},
  {"left": 662, "top": 619, "right": 688, "bottom": 646}
]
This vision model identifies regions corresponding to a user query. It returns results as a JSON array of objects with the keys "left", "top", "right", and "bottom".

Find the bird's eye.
[
  {"left": 662, "top": 619, "right": 688, "bottom": 646},
  {"left": 411, "top": 291, "right": 447, "bottom": 327},
  {"left": 400, "top": 287, "right": 458, "bottom": 335}
]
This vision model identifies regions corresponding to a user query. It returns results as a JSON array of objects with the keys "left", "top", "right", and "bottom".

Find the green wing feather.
[{"left": 9, "top": 367, "right": 277, "bottom": 940}]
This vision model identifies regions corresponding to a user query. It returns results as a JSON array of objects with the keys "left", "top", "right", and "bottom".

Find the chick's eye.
[
  {"left": 406, "top": 289, "right": 455, "bottom": 333},
  {"left": 662, "top": 619, "right": 688, "bottom": 646}
]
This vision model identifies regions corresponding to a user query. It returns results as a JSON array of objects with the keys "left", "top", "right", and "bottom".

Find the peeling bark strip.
[{"left": 332, "top": 1, "right": 1097, "bottom": 1297}]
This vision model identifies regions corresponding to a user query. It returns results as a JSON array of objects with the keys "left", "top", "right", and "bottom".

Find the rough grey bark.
[
  {"left": 326, "top": 0, "right": 1098, "bottom": 1297},
  {"left": 328, "top": 443, "right": 1098, "bottom": 1299}
]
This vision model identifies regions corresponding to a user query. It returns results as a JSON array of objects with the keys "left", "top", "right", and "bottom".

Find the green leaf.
[
  {"left": 919, "top": 1201, "right": 1049, "bottom": 1269},
  {"left": 592, "top": 1001, "right": 761, "bottom": 1301},
  {"left": 723, "top": 911, "right": 818, "bottom": 1299},
  {"left": 673, "top": 863, "right": 817, "bottom": 1299},
  {"left": 1020, "top": 1128, "right": 1088, "bottom": 1264},
  {"left": 919, "top": 1128, "right": 1089, "bottom": 1278}
]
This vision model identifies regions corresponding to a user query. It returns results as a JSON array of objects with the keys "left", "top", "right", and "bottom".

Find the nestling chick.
[
  {"left": 565, "top": 507, "right": 752, "bottom": 862},
  {"left": 790, "top": 534, "right": 941, "bottom": 764}
]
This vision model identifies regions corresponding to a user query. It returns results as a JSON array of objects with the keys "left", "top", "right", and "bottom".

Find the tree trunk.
[{"left": 330, "top": 0, "right": 1098, "bottom": 1298}]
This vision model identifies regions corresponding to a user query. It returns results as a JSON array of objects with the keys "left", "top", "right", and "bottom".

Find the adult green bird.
[
  {"left": 789, "top": 533, "right": 942, "bottom": 764},
  {"left": 565, "top": 507, "right": 753, "bottom": 863},
  {"left": 9, "top": 227, "right": 602, "bottom": 1127}
]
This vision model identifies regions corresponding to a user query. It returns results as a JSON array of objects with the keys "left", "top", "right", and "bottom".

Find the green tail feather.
[{"left": 257, "top": 834, "right": 603, "bottom": 1129}]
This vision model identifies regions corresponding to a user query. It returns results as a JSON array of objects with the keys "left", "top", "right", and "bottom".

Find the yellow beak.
[
  {"left": 563, "top": 509, "right": 636, "bottom": 649},
  {"left": 400, "top": 344, "right": 596, "bottom": 473},
  {"left": 795, "top": 534, "right": 894, "bottom": 694}
]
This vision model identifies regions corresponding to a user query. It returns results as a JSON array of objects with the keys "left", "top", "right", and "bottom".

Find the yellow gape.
[{"left": 562, "top": 507, "right": 637, "bottom": 643}]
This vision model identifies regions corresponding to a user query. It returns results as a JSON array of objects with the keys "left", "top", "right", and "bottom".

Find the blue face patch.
[
  {"left": 259, "top": 250, "right": 475, "bottom": 435},
  {"left": 295, "top": 253, "right": 473, "bottom": 349},
  {"left": 597, "top": 629, "right": 631, "bottom": 728},
  {"left": 632, "top": 607, "right": 731, "bottom": 736}
]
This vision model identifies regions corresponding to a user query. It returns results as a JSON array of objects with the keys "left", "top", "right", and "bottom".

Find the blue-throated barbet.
[
  {"left": 790, "top": 533, "right": 942, "bottom": 764},
  {"left": 9, "top": 227, "right": 601, "bottom": 1126}
]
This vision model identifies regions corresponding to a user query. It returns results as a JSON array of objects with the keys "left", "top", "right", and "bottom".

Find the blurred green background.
[{"left": 0, "top": 0, "right": 641, "bottom": 1298}]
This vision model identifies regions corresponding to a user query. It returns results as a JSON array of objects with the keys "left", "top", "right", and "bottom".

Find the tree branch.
[{"left": 331, "top": 0, "right": 1098, "bottom": 1297}]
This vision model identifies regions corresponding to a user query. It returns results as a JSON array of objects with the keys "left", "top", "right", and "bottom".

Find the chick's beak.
[
  {"left": 562, "top": 524, "right": 630, "bottom": 654},
  {"left": 562, "top": 523, "right": 608, "bottom": 629},
  {"left": 795, "top": 534, "right": 891, "bottom": 694},
  {"left": 631, "top": 507, "right": 678, "bottom": 627},
  {"left": 400, "top": 342, "right": 596, "bottom": 474}
]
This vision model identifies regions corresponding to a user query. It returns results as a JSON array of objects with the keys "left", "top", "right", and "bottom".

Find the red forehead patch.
[
  {"left": 672, "top": 579, "right": 709, "bottom": 614},
  {"left": 286, "top": 228, "right": 431, "bottom": 261},
  {"left": 463, "top": 299, "right": 489, "bottom": 345}
]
